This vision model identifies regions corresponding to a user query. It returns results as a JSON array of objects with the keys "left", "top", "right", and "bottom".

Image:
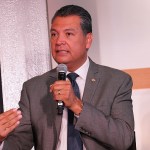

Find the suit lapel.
[{"left": 82, "top": 60, "right": 101, "bottom": 104}]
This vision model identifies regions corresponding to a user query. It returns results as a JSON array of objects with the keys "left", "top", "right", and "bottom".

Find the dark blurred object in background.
[{"left": 0, "top": 67, "right": 4, "bottom": 113}]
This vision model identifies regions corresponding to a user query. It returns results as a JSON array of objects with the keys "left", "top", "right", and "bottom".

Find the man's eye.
[
  {"left": 66, "top": 32, "right": 73, "bottom": 36},
  {"left": 51, "top": 33, "right": 56, "bottom": 37},
  {"left": 51, "top": 32, "right": 58, "bottom": 39}
]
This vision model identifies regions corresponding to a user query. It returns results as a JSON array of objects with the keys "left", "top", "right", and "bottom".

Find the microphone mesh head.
[{"left": 57, "top": 64, "right": 67, "bottom": 73}]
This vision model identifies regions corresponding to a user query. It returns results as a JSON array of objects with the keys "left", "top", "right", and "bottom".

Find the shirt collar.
[{"left": 67, "top": 57, "right": 89, "bottom": 80}]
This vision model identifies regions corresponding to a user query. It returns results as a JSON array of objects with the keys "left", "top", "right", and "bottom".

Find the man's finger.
[
  {"left": 0, "top": 109, "right": 18, "bottom": 120},
  {"left": 0, "top": 110, "right": 21, "bottom": 125},
  {"left": 0, "top": 121, "right": 20, "bottom": 141}
]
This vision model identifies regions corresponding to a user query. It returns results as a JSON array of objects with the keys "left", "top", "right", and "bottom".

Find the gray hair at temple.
[{"left": 51, "top": 5, "right": 92, "bottom": 35}]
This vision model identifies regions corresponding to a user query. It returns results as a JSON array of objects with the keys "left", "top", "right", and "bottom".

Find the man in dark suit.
[{"left": 0, "top": 5, "right": 134, "bottom": 150}]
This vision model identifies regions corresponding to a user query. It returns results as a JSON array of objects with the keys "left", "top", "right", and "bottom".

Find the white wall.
[
  {"left": 97, "top": 0, "right": 150, "bottom": 69},
  {"left": 47, "top": 0, "right": 150, "bottom": 149}
]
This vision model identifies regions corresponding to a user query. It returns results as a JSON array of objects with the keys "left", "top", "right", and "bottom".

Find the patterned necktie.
[{"left": 67, "top": 73, "right": 83, "bottom": 150}]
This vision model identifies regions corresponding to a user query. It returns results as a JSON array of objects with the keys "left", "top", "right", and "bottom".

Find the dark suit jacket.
[{"left": 3, "top": 59, "right": 134, "bottom": 150}]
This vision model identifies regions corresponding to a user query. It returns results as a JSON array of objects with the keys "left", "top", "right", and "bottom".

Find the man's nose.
[{"left": 56, "top": 35, "right": 66, "bottom": 45}]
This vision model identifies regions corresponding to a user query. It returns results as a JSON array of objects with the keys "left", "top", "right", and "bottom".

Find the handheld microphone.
[{"left": 57, "top": 64, "right": 67, "bottom": 115}]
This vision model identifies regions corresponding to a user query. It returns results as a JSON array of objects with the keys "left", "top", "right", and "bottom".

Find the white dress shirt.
[
  {"left": 56, "top": 57, "right": 89, "bottom": 150},
  {"left": 0, "top": 142, "right": 3, "bottom": 150}
]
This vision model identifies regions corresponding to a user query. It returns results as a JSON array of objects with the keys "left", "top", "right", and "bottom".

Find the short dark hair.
[{"left": 51, "top": 5, "right": 92, "bottom": 35}]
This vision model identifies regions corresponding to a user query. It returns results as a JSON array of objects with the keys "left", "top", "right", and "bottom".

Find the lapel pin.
[{"left": 91, "top": 78, "right": 96, "bottom": 82}]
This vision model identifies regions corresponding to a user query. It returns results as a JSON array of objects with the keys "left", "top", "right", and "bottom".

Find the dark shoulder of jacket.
[
  {"left": 90, "top": 59, "right": 132, "bottom": 80},
  {"left": 23, "top": 68, "right": 57, "bottom": 86}
]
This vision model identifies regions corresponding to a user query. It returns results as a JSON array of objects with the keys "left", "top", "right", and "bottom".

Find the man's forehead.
[
  {"left": 51, "top": 16, "right": 81, "bottom": 31},
  {"left": 52, "top": 15, "right": 81, "bottom": 25}
]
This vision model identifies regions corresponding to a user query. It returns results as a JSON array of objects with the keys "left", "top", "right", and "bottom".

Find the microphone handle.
[{"left": 57, "top": 72, "right": 66, "bottom": 115}]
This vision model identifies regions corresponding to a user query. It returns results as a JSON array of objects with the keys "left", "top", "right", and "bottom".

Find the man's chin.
[{"left": 55, "top": 59, "right": 69, "bottom": 65}]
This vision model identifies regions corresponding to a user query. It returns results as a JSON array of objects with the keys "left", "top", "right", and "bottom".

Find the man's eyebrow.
[
  {"left": 50, "top": 28, "right": 56, "bottom": 32},
  {"left": 64, "top": 28, "right": 76, "bottom": 32},
  {"left": 50, "top": 28, "right": 76, "bottom": 32}
]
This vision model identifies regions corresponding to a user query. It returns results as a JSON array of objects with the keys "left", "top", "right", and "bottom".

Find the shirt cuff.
[
  {"left": 0, "top": 141, "right": 4, "bottom": 149},
  {"left": 74, "top": 114, "right": 80, "bottom": 118}
]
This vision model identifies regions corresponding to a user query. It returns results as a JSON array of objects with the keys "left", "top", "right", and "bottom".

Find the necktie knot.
[
  {"left": 67, "top": 73, "right": 80, "bottom": 99},
  {"left": 67, "top": 72, "right": 79, "bottom": 82}
]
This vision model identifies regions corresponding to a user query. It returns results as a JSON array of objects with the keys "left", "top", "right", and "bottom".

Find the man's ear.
[{"left": 86, "top": 33, "right": 93, "bottom": 49}]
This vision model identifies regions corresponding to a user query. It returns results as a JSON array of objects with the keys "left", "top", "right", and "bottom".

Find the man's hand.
[
  {"left": 0, "top": 109, "right": 22, "bottom": 142},
  {"left": 50, "top": 80, "right": 83, "bottom": 115}
]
